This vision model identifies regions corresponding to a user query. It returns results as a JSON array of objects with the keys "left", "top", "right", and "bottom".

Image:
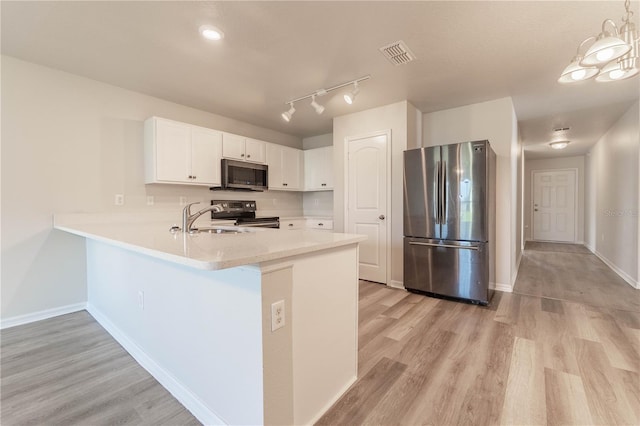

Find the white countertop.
[{"left": 54, "top": 213, "right": 364, "bottom": 271}]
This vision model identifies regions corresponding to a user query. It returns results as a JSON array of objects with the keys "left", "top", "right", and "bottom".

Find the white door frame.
[
  {"left": 531, "top": 167, "right": 579, "bottom": 243},
  {"left": 343, "top": 129, "right": 392, "bottom": 285}
]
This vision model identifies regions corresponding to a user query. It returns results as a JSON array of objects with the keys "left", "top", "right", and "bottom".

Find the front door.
[
  {"left": 346, "top": 132, "right": 389, "bottom": 284},
  {"left": 532, "top": 169, "right": 576, "bottom": 242}
]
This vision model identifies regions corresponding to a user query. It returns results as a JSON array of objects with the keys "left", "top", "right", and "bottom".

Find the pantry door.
[
  {"left": 345, "top": 131, "right": 391, "bottom": 284},
  {"left": 532, "top": 169, "right": 577, "bottom": 242}
]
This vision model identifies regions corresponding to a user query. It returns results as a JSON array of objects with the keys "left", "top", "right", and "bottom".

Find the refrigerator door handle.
[
  {"left": 408, "top": 241, "right": 479, "bottom": 251},
  {"left": 435, "top": 160, "right": 441, "bottom": 224},
  {"left": 441, "top": 161, "right": 447, "bottom": 224}
]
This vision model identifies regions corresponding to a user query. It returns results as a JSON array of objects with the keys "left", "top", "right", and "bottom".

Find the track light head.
[
  {"left": 281, "top": 103, "right": 295, "bottom": 122},
  {"left": 310, "top": 95, "right": 325, "bottom": 115},
  {"left": 344, "top": 81, "right": 360, "bottom": 105}
]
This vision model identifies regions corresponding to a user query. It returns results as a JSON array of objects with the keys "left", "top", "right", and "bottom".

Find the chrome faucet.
[{"left": 182, "top": 202, "right": 224, "bottom": 233}]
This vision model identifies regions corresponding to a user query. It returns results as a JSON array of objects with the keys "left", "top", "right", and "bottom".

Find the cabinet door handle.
[
  {"left": 288, "top": 223, "right": 293, "bottom": 227},
  {"left": 318, "top": 223, "right": 323, "bottom": 226},
  {"left": 192, "top": 175, "right": 196, "bottom": 179},
  {"left": 241, "top": 153, "right": 245, "bottom": 157},
  {"left": 188, "top": 175, "right": 193, "bottom": 179},
  {"left": 247, "top": 154, "right": 251, "bottom": 158}
]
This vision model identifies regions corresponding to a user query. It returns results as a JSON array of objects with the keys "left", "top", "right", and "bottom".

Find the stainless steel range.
[{"left": 211, "top": 200, "right": 280, "bottom": 228}]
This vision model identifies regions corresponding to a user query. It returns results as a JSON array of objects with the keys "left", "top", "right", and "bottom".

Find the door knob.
[
  {"left": 534, "top": 209, "right": 538, "bottom": 212},
  {"left": 379, "top": 214, "right": 385, "bottom": 220}
]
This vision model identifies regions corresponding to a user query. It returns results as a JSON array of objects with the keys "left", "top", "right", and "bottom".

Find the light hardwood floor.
[
  {"left": 318, "top": 243, "right": 640, "bottom": 425},
  {"left": 1, "top": 312, "right": 200, "bottom": 426},
  {"left": 2, "top": 242, "right": 638, "bottom": 425}
]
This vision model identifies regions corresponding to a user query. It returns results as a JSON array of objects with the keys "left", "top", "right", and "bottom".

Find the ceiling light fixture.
[
  {"left": 310, "top": 95, "right": 325, "bottom": 114},
  {"left": 281, "top": 103, "right": 295, "bottom": 122},
  {"left": 281, "top": 75, "right": 370, "bottom": 122},
  {"left": 550, "top": 141, "right": 570, "bottom": 150},
  {"left": 344, "top": 81, "right": 360, "bottom": 105},
  {"left": 559, "top": 0, "right": 638, "bottom": 83},
  {"left": 199, "top": 25, "right": 224, "bottom": 41}
]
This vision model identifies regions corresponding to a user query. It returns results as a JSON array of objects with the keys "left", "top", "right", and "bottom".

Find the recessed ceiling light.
[{"left": 199, "top": 25, "right": 224, "bottom": 41}]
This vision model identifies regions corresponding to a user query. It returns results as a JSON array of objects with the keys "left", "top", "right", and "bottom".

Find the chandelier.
[{"left": 559, "top": 0, "right": 639, "bottom": 83}]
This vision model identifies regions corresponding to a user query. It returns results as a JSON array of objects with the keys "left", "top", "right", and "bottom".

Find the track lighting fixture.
[
  {"left": 310, "top": 95, "right": 325, "bottom": 114},
  {"left": 281, "top": 103, "right": 295, "bottom": 122},
  {"left": 344, "top": 81, "right": 360, "bottom": 105},
  {"left": 559, "top": 0, "right": 638, "bottom": 83},
  {"left": 281, "top": 75, "right": 370, "bottom": 122}
]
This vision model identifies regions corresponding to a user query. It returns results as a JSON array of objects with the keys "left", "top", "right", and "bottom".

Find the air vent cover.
[{"left": 379, "top": 40, "right": 417, "bottom": 65}]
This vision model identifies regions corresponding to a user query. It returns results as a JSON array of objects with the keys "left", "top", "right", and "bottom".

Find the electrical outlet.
[
  {"left": 146, "top": 196, "right": 154, "bottom": 206},
  {"left": 138, "top": 291, "right": 144, "bottom": 310},
  {"left": 271, "top": 300, "right": 285, "bottom": 331},
  {"left": 179, "top": 196, "right": 187, "bottom": 206},
  {"left": 114, "top": 194, "right": 124, "bottom": 206}
]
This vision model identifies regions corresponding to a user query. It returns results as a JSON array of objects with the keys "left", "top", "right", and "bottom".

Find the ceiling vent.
[{"left": 379, "top": 40, "right": 417, "bottom": 66}]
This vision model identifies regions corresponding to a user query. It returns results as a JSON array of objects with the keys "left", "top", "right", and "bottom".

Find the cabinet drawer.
[
  {"left": 281, "top": 219, "right": 306, "bottom": 230},
  {"left": 307, "top": 219, "right": 333, "bottom": 230}
]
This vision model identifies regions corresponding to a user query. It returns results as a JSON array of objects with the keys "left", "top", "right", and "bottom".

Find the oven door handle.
[{"left": 235, "top": 221, "right": 280, "bottom": 228}]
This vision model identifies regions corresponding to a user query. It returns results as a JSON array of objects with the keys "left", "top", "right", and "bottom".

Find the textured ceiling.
[{"left": 2, "top": 1, "right": 638, "bottom": 159}]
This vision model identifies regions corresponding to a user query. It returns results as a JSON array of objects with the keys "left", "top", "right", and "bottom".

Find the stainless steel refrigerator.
[{"left": 403, "top": 140, "right": 496, "bottom": 305}]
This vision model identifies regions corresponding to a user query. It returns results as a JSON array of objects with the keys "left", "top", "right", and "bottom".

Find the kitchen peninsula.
[{"left": 54, "top": 214, "right": 365, "bottom": 425}]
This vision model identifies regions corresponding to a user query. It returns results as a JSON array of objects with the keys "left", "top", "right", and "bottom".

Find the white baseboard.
[
  {"left": 593, "top": 251, "right": 639, "bottom": 289},
  {"left": 388, "top": 280, "right": 405, "bottom": 290},
  {"left": 493, "top": 282, "right": 513, "bottom": 293},
  {"left": 87, "top": 304, "right": 226, "bottom": 425},
  {"left": 305, "top": 375, "right": 357, "bottom": 425},
  {"left": 1, "top": 302, "right": 87, "bottom": 330},
  {"left": 510, "top": 251, "right": 523, "bottom": 288}
]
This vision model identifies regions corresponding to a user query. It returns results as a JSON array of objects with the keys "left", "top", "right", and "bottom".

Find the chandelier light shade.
[
  {"left": 581, "top": 20, "right": 631, "bottom": 66},
  {"left": 559, "top": 0, "right": 639, "bottom": 84},
  {"left": 558, "top": 40, "right": 600, "bottom": 83},
  {"left": 280, "top": 75, "right": 370, "bottom": 122}
]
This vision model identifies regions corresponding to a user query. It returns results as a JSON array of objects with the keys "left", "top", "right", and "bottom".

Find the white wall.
[
  {"left": 524, "top": 155, "right": 586, "bottom": 242},
  {"left": 1, "top": 56, "right": 303, "bottom": 321},
  {"left": 302, "top": 133, "right": 332, "bottom": 150},
  {"left": 333, "top": 101, "right": 416, "bottom": 288},
  {"left": 423, "top": 97, "right": 520, "bottom": 290},
  {"left": 585, "top": 101, "right": 639, "bottom": 288}
]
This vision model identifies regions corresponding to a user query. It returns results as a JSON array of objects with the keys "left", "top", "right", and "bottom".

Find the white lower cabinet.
[
  {"left": 145, "top": 117, "right": 222, "bottom": 186},
  {"left": 280, "top": 218, "right": 333, "bottom": 231},
  {"left": 266, "top": 143, "right": 304, "bottom": 190},
  {"left": 306, "top": 219, "right": 333, "bottom": 231},
  {"left": 280, "top": 219, "right": 306, "bottom": 230}
]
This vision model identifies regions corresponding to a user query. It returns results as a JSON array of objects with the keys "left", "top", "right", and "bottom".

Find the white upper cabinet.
[
  {"left": 304, "top": 146, "right": 333, "bottom": 191},
  {"left": 145, "top": 117, "right": 222, "bottom": 186},
  {"left": 266, "top": 143, "right": 304, "bottom": 190},
  {"left": 222, "top": 133, "right": 266, "bottom": 164}
]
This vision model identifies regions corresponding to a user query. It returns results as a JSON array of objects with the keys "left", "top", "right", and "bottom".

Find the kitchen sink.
[{"left": 192, "top": 226, "right": 253, "bottom": 234}]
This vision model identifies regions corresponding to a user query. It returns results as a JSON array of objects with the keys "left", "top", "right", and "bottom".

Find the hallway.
[{"left": 514, "top": 241, "right": 640, "bottom": 312}]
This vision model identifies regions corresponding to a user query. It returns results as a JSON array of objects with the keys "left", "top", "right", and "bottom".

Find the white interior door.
[
  {"left": 346, "top": 133, "right": 389, "bottom": 284},
  {"left": 533, "top": 169, "right": 576, "bottom": 242}
]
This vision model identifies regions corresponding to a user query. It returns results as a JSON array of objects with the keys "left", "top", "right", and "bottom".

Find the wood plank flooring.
[
  {"left": 515, "top": 241, "right": 639, "bottom": 312},
  {"left": 318, "top": 243, "right": 640, "bottom": 425},
  {"left": 2, "top": 241, "right": 638, "bottom": 425},
  {"left": 1, "top": 311, "right": 200, "bottom": 426}
]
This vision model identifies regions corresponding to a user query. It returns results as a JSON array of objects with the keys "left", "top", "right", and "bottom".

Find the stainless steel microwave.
[{"left": 221, "top": 159, "right": 268, "bottom": 191}]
